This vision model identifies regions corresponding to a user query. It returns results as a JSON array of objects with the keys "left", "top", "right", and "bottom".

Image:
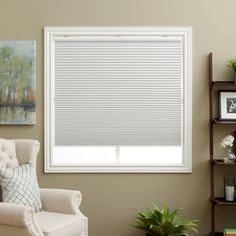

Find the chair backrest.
[
  {"left": 14, "top": 139, "right": 40, "bottom": 166},
  {"left": 0, "top": 139, "right": 40, "bottom": 167},
  {"left": 0, "top": 139, "right": 40, "bottom": 202}
]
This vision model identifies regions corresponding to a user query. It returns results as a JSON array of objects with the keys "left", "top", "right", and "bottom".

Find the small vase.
[{"left": 223, "top": 148, "right": 236, "bottom": 164}]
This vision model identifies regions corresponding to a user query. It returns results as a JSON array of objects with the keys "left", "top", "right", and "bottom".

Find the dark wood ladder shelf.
[
  {"left": 209, "top": 232, "right": 224, "bottom": 236},
  {"left": 214, "top": 232, "right": 224, "bottom": 236},
  {"left": 211, "top": 81, "right": 236, "bottom": 86},
  {"left": 213, "top": 198, "right": 236, "bottom": 205},
  {"left": 212, "top": 118, "right": 236, "bottom": 124},
  {"left": 211, "top": 159, "right": 236, "bottom": 165},
  {"left": 208, "top": 53, "right": 236, "bottom": 236}
]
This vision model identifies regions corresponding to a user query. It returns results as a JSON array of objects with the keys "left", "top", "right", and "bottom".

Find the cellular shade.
[{"left": 53, "top": 37, "right": 183, "bottom": 146}]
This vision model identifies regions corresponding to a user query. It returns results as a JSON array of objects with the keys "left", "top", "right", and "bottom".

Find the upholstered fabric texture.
[
  {"left": 0, "top": 139, "right": 19, "bottom": 168},
  {"left": 0, "top": 161, "right": 42, "bottom": 211},
  {"left": 40, "top": 188, "right": 82, "bottom": 215},
  {"left": 35, "top": 211, "right": 84, "bottom": 236},
  {"left": 0, "top": 139, "right": 88, "bottom": 236}
]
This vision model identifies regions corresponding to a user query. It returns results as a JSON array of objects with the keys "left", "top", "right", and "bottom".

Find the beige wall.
[{"left": 1, "top": 0, "right": 236, "bottom": 235}]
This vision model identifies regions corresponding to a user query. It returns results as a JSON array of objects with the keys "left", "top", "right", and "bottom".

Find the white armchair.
[{"left": 0, "top": 139, "right": 88, "bottom": 236}]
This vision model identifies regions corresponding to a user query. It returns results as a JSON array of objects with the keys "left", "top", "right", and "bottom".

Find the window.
[{"left": 44, "top": 27, "right": 192, "bottom": 173}]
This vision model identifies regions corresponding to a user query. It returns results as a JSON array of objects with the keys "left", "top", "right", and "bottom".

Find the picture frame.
[
  {"left": 0, "top": 41, "right": 36, "bottom": 125},
  {"left": 219, "top": 91, "right": 236, "bottom": 120}
]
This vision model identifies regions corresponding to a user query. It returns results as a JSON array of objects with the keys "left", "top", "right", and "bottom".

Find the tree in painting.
[{"left": 0, "top": 41, "right": 36, "bottom": 124}]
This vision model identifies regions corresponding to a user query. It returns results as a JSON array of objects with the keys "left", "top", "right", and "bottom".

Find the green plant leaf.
[
  {"left": 168, "top": 234, "right": 183, "bottom": 236},
  {"left": 131, "top": 204, "right": 198, "bottom": 236},
  {"left": 167, "top": 209, "right": 179, "bottom": 223},
  {"left": 228, "top": 58, "right": 236, "bottom": 72},
  {"left": 150, "top": 225, "right": 165, "bottom": 236}
]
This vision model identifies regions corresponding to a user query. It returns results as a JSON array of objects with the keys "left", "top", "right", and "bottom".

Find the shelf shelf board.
[
  {"left": 209, "top": 232, "right": 226, "bottom": 236},
  {"left": 213, "top": 197, "right": 236, "bottom": 205},
  {"left": 212, "top": 118, "right": 236, "bottom": 124},
  {"left": 214, "top": 232, "right": 223, "bottom": 236},
  {"left": 211, "top": 159, "right": 236, "bottom": 165},
  {"left": 212, "top": 81, "right": 236, "bottom": 86}
]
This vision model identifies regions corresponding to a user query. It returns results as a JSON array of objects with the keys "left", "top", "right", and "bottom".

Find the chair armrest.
[
  {"left": 40, "top": 188, "right": 82, "bottom": 215},
  {"left": 0, "top": 203, "right": 42, "bottom": 236}
]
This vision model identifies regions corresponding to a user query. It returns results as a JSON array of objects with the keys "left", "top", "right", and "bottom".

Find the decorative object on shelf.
[
  {"left": 224, "top": 228, "right": 236, "bottom": 236},
  {"left": 224, "top": 175, "right": 235, "bottom": 201},
  {"left": 0, "top": 41, "right": 36, "bottom": 125},
  {"left": 219, "top": 134, "right": 236, "bottom": 163},
  {"left": 224, "top": 148, "right": 236, "bottom": 163},
  {"left": 219, "top": 91, "right": 236, "bottom": 120},
  {"left": 227, "top": 58, "right": 236, "bottom": 84},
  {"left": 131, "top": 203, "right": 198, "bottom": 236}
]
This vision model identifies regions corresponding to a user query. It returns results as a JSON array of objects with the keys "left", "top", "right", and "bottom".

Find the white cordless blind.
[
  {"left": 45, "top": 27, "right": 192, "bottom": 173},
  {"left": 54, "top": 38, "right": 182, "bottom": 146}
]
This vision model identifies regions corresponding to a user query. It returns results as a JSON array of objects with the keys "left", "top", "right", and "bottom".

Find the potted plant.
[
  {"left": 131, "top": 204, "right": 198, "bottom": 236},
  {"left": 227, "top": 58, "right": 236, "bottom": 84}
]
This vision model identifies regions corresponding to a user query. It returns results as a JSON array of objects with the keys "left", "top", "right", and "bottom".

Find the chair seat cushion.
[{"left": 35, "top": 211, "right": 84, "bottom": 236}]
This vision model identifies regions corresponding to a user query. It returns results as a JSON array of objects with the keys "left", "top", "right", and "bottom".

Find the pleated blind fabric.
[{"left": 54, "top": 37, "right": 183, "bottom": 146}]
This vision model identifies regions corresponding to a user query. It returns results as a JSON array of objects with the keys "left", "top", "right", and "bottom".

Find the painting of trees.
[{"left": 0, "top": 41, "right": 36, "bottom": 124}]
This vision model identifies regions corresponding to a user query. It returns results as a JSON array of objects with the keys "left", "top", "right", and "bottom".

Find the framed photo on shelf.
[{"left": 219, "top": 91, "right": 236, "bottom": 120}]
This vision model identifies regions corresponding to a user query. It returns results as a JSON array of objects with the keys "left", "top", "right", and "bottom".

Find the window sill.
[{"left": 44, "top": 164, "right": 192, "bottom": 173}]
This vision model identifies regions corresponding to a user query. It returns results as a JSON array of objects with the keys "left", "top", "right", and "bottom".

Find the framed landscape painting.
[{"left": 0, "top": 41, "right": 36, "bottom": 125}]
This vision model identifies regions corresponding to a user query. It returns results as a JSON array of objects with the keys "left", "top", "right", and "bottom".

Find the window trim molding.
[{"left": 44, "top": 27, "right": 192, "bottom": 173}]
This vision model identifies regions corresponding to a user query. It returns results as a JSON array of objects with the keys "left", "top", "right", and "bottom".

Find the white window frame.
[{"left": 44, "top": 27, "right": 192, "bottom": 173}]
